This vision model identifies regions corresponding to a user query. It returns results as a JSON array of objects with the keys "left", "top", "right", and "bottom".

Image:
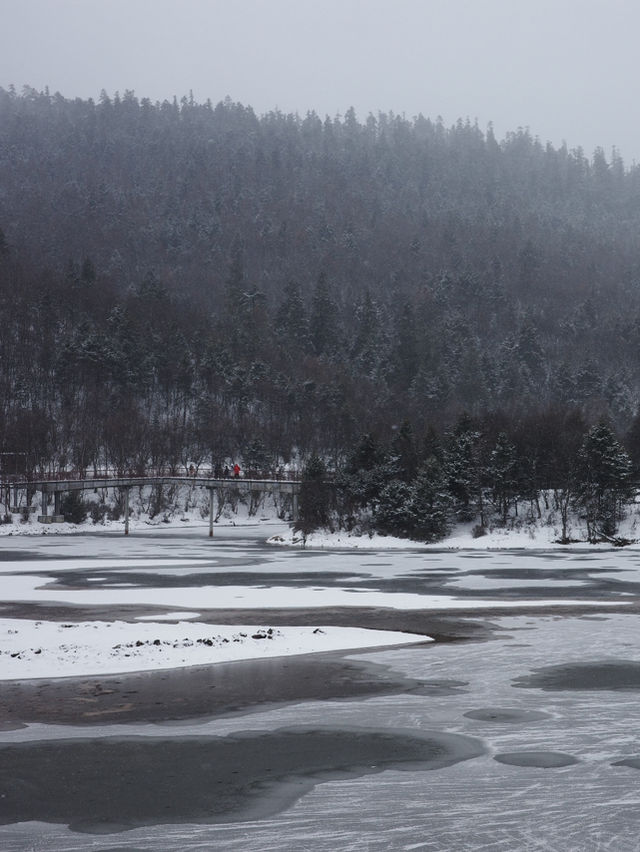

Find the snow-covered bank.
[
  {"left": 0, "top": 509, "right": 620, "bottom": 550},
  {"left": 0, "top": 619, "right": 431, "bottom": 680},
  {"left": 268, "top": 525, "right": 590, "bottom": 550},
  {"left": 0, "top": 515, "right": 287, "bottom": 538},
  {"left": 270, "top": 513, "right": 640, "bottom": 551},
  {"left": 2, "top": 512, "right": 638, "bottom": 550},
  {"left": 4, "top": 480, "right": 640, "bottom": 550}
]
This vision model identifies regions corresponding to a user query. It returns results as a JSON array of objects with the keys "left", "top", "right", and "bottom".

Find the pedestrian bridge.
[{"left": 4, "top": 476, "right": 301, "bottom": 536}]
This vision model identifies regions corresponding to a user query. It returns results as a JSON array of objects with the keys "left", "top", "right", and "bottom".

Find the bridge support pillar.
[
  {"left": 54, "top": 491, "right": 61, "bottom": 516},
  {"left": 124, "top": 487, "right": 130, "bottom": 536},
  {"left": 208, "top": 487, "right": 215, "bottom": 537},
  {"left": 292, "top": 493, "right": 298, "bottom": 522},
  {"left": 41, "top": 489, "right": 48, "bottom": 518}
]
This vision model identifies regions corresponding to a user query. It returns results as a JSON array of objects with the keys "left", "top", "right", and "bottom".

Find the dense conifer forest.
[{"left": 3, "top": 85, "right": 640, "bottom": 538}]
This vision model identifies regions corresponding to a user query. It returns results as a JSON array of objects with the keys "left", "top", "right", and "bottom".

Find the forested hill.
[{"left": 2, "top": 86, "right": 640, "bottom": 475}]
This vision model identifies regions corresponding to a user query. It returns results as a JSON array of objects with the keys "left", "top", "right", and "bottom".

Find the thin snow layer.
[
  {"left": 447, "top": 575, "right": 587, "bottom": 590},
  {"left": 0, "top": 512, "right": 287, "bottom": 538},
  {"left": 271, "top": 526, "right": 567, "bottom": 550},
  {"left": 271, "top": 516, "right": 640, "bottom": 550},
  {"left": 0, "top": 619, "right": 431, "bottom": 680},
  {"left": 0, "top": 572, "right": 613, "bottom": 611},
  {"left": 0, "top": 558, "right": 208, "bottom": 575},
  {"left": 136, "top": 611, "right": 202, "bottom": 621}
]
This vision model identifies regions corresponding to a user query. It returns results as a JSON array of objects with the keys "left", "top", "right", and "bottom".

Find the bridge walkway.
[{"left": 4, "top": 476, "right": 301, "bottom": 536}]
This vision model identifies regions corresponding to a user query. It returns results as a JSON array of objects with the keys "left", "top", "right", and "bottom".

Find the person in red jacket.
[{"left": 233, "top": 463, "right": 241, "bottom": 478}]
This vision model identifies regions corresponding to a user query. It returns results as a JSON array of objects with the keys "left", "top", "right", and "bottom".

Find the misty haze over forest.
[{"left": 1, "top": 84, "right": 640, "bottom": 538}]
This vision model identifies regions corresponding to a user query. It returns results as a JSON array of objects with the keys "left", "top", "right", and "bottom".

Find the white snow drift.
[{"left": 0, "top": 618, "right": 432, "bottom": 680}]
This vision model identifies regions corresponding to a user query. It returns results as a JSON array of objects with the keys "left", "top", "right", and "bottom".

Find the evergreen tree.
[
  {"left": 374, "top": 457, "right": 451, "bottom": 542},
  {"left": 517, "top": 318, "right": 544, "bottom": 377},
  {"left": 624, "top": 411, "right": 640, "bottom": 475},
  {"left": 345, "top": 433, "right": 386, "bottom": 474},
  {"left": 408, "top": 458, "right": 452, "bottom": 542},
  {"left": 390, "top": 420, "right": 418, "bottom": 483},
  {"left": 341, "top": 433, "right": 392, "bottom": 513},
  {"left": 444, "top": 415, "right": 484, "bottom": 524},
  {"left": 575, "top": 422, "right": 633, "bottom": 540},
  {"left": 487, "top": 432, "right": 518, "bottom": 523},
  {"left": 420, "top": 425, "right": 443, "bottom": 465},
  {"left": 350, "top": 290, "right": 386, "bottom": 378},
  {"left": 243, "top": 438, "right": 270, "bottom": 473},
  {"left": 309, "top": 272, "right": 339, "bottom": 357},
  {"left": 0, "top": 226, "right": 8, "bottom": 258},
  {"left": 389, "top": 302, "right": 419, "bottom": 386},
  {"left": 223, "top": 246, "right": 267, "bottom": 360},
  {"left": 275, "top": 280, "right": 308, "bottom": 356},
  {"left": 374, "top": 479, "right": 414, "bottom": 538},
  {"left": 60, "top": 491, "right": 88, "bottom": 524},
  {"left": 296, "top": 454, "right": 332, "bottom": 535}
]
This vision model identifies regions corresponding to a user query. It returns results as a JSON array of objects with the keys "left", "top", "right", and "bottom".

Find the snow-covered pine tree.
[
  {"left": 487, "top": 432, "right": 518, "bottom": 524},
  {"left": 575, "top": 422, "right": 633, "bottom": 540}
]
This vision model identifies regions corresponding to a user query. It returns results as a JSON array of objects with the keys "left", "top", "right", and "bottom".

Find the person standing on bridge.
[{"left": 233, "top": 463, "right": 241, "bottom": 478}]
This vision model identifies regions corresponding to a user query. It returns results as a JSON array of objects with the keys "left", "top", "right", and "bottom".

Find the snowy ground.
[
  {"left": 272, "top": 517, "right": 640, "bottom": 550},
  {"left": 0, "top": 618, "right": 431, "bottom": 680}
]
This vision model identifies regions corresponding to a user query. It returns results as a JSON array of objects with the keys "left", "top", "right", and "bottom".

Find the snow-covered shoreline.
[
  {"left": 3, "top": 513, "right": 638, "bottom": 551},
  {"left": 4, "top": 480, "right": 640, "bottom": 550},
  {"left": 270, "top": 523, "right": 640, "bottom": 551}
]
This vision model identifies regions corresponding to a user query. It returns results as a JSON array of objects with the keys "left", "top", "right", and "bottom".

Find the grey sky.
[{"left": 2, "top": 0, "right": 639, "bottom": 162}]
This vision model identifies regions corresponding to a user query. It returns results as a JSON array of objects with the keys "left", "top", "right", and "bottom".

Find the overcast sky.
[{"left": 2, "top": 0, "right": 639, "bottom": 162}]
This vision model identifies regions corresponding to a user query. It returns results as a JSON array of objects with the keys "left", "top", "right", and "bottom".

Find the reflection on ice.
[
  {"left": 0, "top": 727, "right": 485, "bottom": 833},
  {"left": 513, "top": 660, "right": 640, "bottom": 692},
  {"left": 463, "top": 708, "right": 551, "bottom": 723},
  {"left": 493, "top": 750, "right": 579, "bottom": 768}
]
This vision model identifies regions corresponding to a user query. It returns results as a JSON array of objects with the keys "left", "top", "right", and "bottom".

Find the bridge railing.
[{"left": 1, "top": 467, "right": 304, "bottom": 484}]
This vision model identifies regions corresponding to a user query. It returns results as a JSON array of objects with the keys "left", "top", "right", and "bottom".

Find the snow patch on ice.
[
  {"left": 0, "top": 619, "right": 432, "bottom": 680},
  {"left": 136, "top": 611, "right": 201, "bottom": 621},
  {"left": 0, "top": 572, "right": 618, "bottom": 611}
]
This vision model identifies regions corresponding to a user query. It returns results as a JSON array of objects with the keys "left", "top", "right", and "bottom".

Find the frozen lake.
[{"left": 1, "top": 525, "right": 640, "bottom": 850}]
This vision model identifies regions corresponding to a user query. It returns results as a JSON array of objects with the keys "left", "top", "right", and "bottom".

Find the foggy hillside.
[{"left": 2, "top": 86, "right": 640, "bottom": 486}]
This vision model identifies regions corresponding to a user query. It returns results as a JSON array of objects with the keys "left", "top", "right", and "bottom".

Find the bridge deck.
[
  {"left": 7, "top": 476, "right": 301, "bottom": 494},
  {"left": 3, "top": 476, "right": 303, "bottom": 534}
]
